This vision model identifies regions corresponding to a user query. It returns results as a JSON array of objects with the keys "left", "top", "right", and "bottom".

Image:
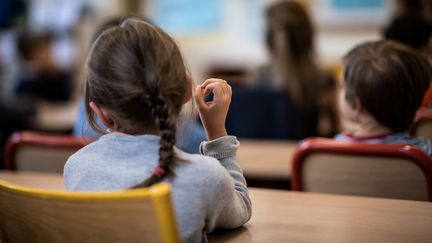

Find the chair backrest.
[
  {"left": 291, "top": 138, "right": 432, "bottom": 201},
  {"left": 225, "top": 86, "right": 317, "bottom": 140},
  {"left": 5, "top": 131, "right": 88, "bottom": 173},
  {"left": 0, "top": 181, "right": 180, "bottom": 243}
]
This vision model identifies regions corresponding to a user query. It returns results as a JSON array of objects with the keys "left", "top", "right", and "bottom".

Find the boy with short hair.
[{"left": 336, "top": 40, "right": 432, "bottom": 157}]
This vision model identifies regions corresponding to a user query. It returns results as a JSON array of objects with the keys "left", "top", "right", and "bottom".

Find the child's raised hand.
[{"left": 195, "top": 78, "right": 232, "bottom": 141}]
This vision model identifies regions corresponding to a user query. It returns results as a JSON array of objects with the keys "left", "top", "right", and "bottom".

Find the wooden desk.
[
  {"left": 32, "top": 100, "right": 79, "bottom": 132},
  {"left": 237, "top": 139, "right": 297, "bottom": 188},
  {"left": 209, "top": 189, "right": 432, "bottom": 243},
  {"left": 0, "top": 171, "right": 65, "bottom": 190},
  {"left": 2, "top": 171, "right": 431, "bottom": 243}
]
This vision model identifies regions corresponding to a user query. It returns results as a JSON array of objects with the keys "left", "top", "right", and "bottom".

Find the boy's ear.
[
  {"left": 89, "top": 102, "right": 115, "bottom": 129},
  {"left": 182, "top": 76, "right": 193, "bottom": 104},
  {"left": 352, "top": 98, "right": 363, "bottom": 118}
]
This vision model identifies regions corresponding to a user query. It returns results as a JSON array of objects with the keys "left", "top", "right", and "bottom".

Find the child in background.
[
  {"left": 15, "top": 31, "right": 72, "bottom": 102},
  {"left": 336, "top": 40, "right": 432, "bottom": 157},
  {"left": 64, "top": 18, "right": 251, "bottom": 242},
  {"left": 250, "top": 0, "right": 338, "bottom": 138}
]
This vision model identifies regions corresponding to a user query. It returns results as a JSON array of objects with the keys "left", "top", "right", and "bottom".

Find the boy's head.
[{"left": 340, "top": 40, "right": 432, "bottom": 132}]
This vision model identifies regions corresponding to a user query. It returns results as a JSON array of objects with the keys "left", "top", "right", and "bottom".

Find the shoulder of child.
[{"left": 64, "top": 138, "right": 106, "bottom": 175}]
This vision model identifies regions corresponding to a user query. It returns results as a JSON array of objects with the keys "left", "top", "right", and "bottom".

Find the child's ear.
[
  {"left": 182, "top": 76, "right": 193, "bottom": 104},
  {"left": 89, "top": 102, "right": 115, "bottom": 129},
  {"left": 352, "top": 98, "right": 363, "bottom": 118}
]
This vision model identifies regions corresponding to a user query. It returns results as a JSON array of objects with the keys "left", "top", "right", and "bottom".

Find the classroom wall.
[
  {"left": 142, "top": 0, "right": 393, "bottom": 83},
  {"left": 0, "top": 0, "right": 394, "bottom": 93}
]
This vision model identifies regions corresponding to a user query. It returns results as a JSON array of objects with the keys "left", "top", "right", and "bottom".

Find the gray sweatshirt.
[{"left": 64, "top": 134, "right": 252, "bottom": 242}]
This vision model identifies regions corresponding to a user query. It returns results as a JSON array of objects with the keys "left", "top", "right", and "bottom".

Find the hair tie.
[{"left": 152, "top": 166, "right": 166, "bottom": 177}]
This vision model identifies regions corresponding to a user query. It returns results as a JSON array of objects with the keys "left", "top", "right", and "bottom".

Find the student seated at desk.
[
  {"left": 64, "top": 18, "right": 251, "bottom": 243},
  {"left": 336, "top": 40, "right": 432, "bottom": 157},
  {"left": 15, "top": 31, "right": 72, "bottom": 102}
]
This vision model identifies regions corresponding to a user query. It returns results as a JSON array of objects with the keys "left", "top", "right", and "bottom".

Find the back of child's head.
[
  {"left": 84, "top": 17, "right": 189, "bottom": 186},
  {"left": 264, "top": 0, "right": 322, "bottom": 115},
  {"left": 265, "top": 0, "right": 314, "bottom": 59},
  {"left": 343, "top": 40, "right": 432, "bottom": 132},
  {"left": 395, "top": 0, "right": 424, "bottom": 16},
  {"left": 383, "top": 15, "right": 431, "bottom": 51}
]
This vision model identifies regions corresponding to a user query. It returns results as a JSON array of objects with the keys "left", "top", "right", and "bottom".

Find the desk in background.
[
  {"left": 0, "top": 171, "right": 64, "bottom": 190},
  {"left": 237, "top": 139, "right": 296, "bottom": 189},
  {"left": 32, "top": 100, "right": 79, "bottom": 133},
  {"left": 2, "top": 171, "right": 431, "bottom": 243}
]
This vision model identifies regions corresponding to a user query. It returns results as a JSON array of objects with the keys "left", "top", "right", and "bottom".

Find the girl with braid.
[{"left": 64, "top": 18, "right": 251, "bottom": 242}]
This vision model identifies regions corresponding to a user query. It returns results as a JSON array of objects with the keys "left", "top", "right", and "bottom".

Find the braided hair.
[
  {"left": 84, "top": 18, "right": 189, "bottom": 187},
  {"left": 132, "top": 94, "right": 178, "bottom": 187}
]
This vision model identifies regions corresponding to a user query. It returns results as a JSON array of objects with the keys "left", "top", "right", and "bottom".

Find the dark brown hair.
[
  {"left": 84, "top": 18, "right": 188, "bottom": 187},
  {"left": 343, "top": 40, "right": 432, "bottom": 132},
  {"left": 265, "top": 0, "right": 323, "bottom": 115},
  {"left": 383, "top": 15, "right": 431, "bottom": 51}
]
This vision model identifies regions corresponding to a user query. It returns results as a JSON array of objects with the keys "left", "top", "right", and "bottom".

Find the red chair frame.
[
  {"left": 4, "top": 131, "right": 90, "bottom": 171},
  {"left": 292, "top": 138, "right": 432, "bottom": 201}
]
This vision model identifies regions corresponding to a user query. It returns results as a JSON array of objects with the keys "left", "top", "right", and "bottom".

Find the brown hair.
[
  {"left": 265, "top": 0, "right": 323, "bottom": 114},
  {"left": 84, "top": 18, "right": 189, "bottom": 187},
  {"left": 343, "top": 40, "right": 432, "bottom": 132},
  {"left": 17, "top": 31, "right": 53, "bottom": 61}
]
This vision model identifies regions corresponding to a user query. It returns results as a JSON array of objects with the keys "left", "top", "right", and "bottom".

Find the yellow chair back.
[{"left": 0, "top": 181, "right": 180, "bottom": 243}]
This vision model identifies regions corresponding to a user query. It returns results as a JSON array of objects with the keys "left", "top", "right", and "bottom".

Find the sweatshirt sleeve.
[{"left": 199, "top": 136, "right": 252, "bottom": 232}]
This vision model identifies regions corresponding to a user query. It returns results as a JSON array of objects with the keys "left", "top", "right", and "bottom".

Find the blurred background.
[{"left": 0, "top": 0, "right": 431, "bottom": 167}]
